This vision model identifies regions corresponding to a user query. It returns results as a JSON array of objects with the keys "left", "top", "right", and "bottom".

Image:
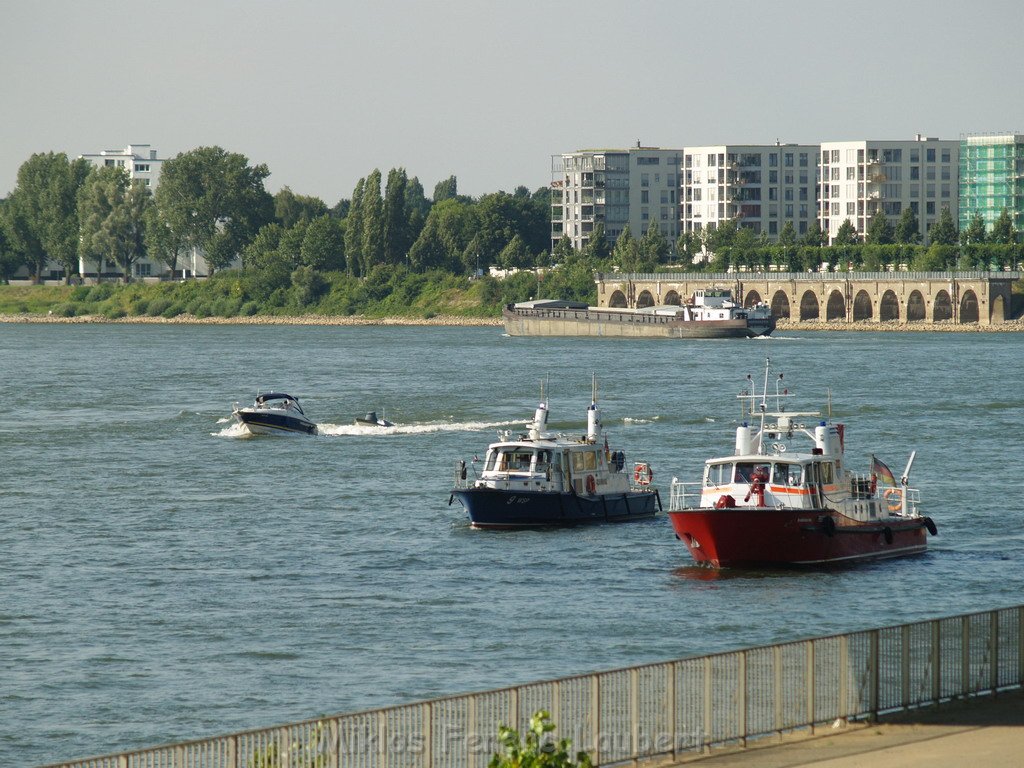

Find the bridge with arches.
[{"left": 595, "top": 271, "right": 1020, "bottom": 326}]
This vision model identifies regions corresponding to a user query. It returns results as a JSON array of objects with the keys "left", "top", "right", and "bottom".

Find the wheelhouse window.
[
  {"left": 705, "top": 462, "right": 731, "bottom": 486},
  {"left": 485, "top": 448, "right": 536, "bottom": 472},
  {"left": 773, "top": 463, "right": 803, "bottom": 486},
  {"left": 571, "top": 450, "right": 599, "bottom": 471}
]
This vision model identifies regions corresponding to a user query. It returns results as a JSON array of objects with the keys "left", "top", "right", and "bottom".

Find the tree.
[
  {"left": 961, "top": 212, "right": 986, "bottom": 246},
  {"left": 0, "top": 215, "right": 23, "bottom": 282},
  {"left": 382, "top": 167, "right": 410, "bottom": 265},
  {"left": 833, "top": 218, "right": 860, "bottom": 245},
  {"left": 991, "top": 208, "right": 1017, "bottom": 244},
  {"left": 865, "top": 210, "right": 895, "bottom": 245},
  {"left": 78, "top": 166, "right": 154, "bottom": 282},
  {"left": 611, "top": 225, "right": 641, "bottom": 271},
  {"left": 300, "top": 215, "right": 345, "bottom": 271},
  {"left": 497, "top": 234, "right": 532, "bottom": 270},
  {"left": 930, "top": 206, "right": 958, "bottom": 246},
  {"left": 274, "top": 187, "right": 328, "bottom": 228},
  {"left": 488, "top": 711, "right": 592, "bottom": 768},
  {"left": 154, "top": 146, "right": 274, "bottom": 274},
  {"left": 895, "top": 207, "right": 922, "bottom": 244},
  {"left": 583, "top": 224, "right": 610, "bottom": 261},
  {"left": 639, "top": 221, "right": 670, "bottom": 264},
  {"left": 144, "top": 202, "right": 190, "bottom": 277},
  {"left": 675, "top": 231, "right": 700, "bottom": 264},
  {"left": 5, "top": 152, "right": 91, "bottom": 281},
  {"left": 778, "top": 221, "right": 797, "bottom": 247},
  {"left": 801, "top": 219, "right": 826, "bottom": 247},
  {"left": 433, "top": 175, "right": 458, "bottom": 202},
  {"left": 344, "top": 177, "right": 365, "bottom": 275},
  {"left": 359, "top": 169, "right": 385, "bottom": 274}
]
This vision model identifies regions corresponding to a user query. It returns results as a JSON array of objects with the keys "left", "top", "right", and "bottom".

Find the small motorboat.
[
  {"left": 232, "top": 392, "right": 318, "bottom": 436},
  {"left": 355, "top": 410, "right": 394, "bottom": 428},
  {"left": 449, "top": 378, "right": 660, "bottom": 529},
  {"left": 666, "top": 357, "right": 937, "bottom": 568}
]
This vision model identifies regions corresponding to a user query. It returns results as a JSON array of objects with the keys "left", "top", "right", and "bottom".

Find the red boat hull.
[{"left": 667, "top": 507, "right": 930, "bottom": 568}]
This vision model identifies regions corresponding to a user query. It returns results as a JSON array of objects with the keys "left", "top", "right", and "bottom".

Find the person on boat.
[{"left": 744, "top": 465, "right": 769, "bottom": 506}]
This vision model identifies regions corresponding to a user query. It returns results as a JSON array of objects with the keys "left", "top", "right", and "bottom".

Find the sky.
[{"left": 2, "top": 0, "right": 1022, "bottom": 206}]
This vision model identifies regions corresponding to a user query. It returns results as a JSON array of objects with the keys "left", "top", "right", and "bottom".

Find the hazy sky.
[{"left": 3, "top": 0, "right": 1022, "bottom": 205}]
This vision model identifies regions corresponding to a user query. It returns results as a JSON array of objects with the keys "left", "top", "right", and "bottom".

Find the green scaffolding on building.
[{"left": 959, "top": 134, "right": 1024, "bottom": 233}]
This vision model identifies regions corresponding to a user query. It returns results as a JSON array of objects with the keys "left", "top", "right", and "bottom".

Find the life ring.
[
  {"left": 585, "top": 474, "right": 597, "bottom": 495},
  {"left": 883, "top": 488, "right": 903, "bottom": 512},
  {"left": 633, "top": 462, "right": 653, "bottom": 485}
]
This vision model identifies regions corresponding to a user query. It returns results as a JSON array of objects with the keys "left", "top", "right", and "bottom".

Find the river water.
[{"left": 2, "top": 323, "right": 1022, "bottom": 765}]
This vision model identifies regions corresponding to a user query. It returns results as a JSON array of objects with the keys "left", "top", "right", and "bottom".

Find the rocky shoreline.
[{"left": 1, "top": 313, "right": 1021, "bottom": 332}]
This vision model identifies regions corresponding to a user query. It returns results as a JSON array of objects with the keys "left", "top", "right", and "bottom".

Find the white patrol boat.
[{"left": 449, "top": 380, "right": 660, "bottom": 529}]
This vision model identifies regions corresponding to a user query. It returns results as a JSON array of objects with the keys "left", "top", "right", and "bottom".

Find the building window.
[
  {"left": 104, "top": 159, "right": 114, "bottom": 166},
  {"left": 769, "top": 153, "right": 778, "bottom": 167},
  {"left": 641, "top": 209, "right": 649, "bottom": 220},
  {"left": 926, "top": 201, "right": 935, "bottom": 214},
  {"left": 910, "top": 166, "right": 920, "bottom": 180},
  {"left": 941, "top": 149, "right": 950, "bottom": 163},
  {"left": 926, "top": 148, "right": 936, "bottom": 162},
  {"left": 134, "top": 163, "right": 150, "bottom": 172},
  {"left": 910, "top": 149, "right": 920, "bottom": 163},
  {"left": 784, "top": 153, "right": 794, "bottom": 167},
  {"left": 847, "top": 202, "right": 856, "bottom": 215},
  {"left": 641, "top": 190, "right": 649, "bottom": 203},
  {"left": 941, "top": 184, "right": 950, "bottom": 198},
  {"left": 641, "top": 174, "right": 649, "bottom": 188},
  {"left": 831, "top": 149, "right": 840, "bottom": 163}
]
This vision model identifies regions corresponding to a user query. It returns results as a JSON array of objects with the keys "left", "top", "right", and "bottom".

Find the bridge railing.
[
  {"left": 597, "top": 271, "right": 1021, "bottom": 282},
  {"left": 43, "top": 605, "right": 1024, "bottom": 768}
]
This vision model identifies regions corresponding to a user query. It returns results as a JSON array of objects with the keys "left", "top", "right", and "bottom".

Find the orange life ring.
[
  {"left": 633, "top": 463, "right": 652, "bottom": 485},
  {"left": 585, "top": 474, "right": 597, "bottom": 495},
  {"left": 883, "top": 487, "right": 903, "bottom": 512}
]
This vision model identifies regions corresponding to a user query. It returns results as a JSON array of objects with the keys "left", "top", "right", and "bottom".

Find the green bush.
[
  {"left": 161, "top": 303, "right": 185, "bottom": 319},
  {"left": 52, "top": 302, "right": 77, "bottom": 317},
  {"left": 70, "top": 286, "right": 91, "bottom": 301},
  {"left": 103, "top": 305, "right": 127, "bottom": 320},
  {"left": 147, "top": 298, "right": 172, "bottom": 316},
  {"left": 488, "top": 711, "right": 592, "bottom": 768}
]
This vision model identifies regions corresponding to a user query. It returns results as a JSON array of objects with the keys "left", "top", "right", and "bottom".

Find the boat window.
[
  {"left": 821, "top": 462, "right": 835, "bottom": 484},
  {"left": 507, "top": 451, "right": 534, "bottom": 471},
  {"left": 483, "top": 449, "right": 497, "bottom": 471},
  {"left": 773, "top": 463, "right": 803, "bottom": 486},
  {"left": 571, "top": 452, "right": 585, "bottom": 471},
  {"left": 584, "top": 451, "right": 597, "bottom": 470},
  {"left": 705, "top": 462, "right": 730, "bottom": 486},
  {"left": 734, "top": 462, "right": 761, "bottom": 483}
]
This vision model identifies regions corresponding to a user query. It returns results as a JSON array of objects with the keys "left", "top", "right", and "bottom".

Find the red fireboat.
[{"left": 666, "top": 357, "right": 937, "bottom": 568}]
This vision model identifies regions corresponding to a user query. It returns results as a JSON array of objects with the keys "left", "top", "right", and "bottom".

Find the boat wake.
[
  {"left": 317, "top": 419, "right": 522, "bottom": 437},
  {"left": 622, "top": 416, "right": 661, "bottom": 425},
  {"left": 212, "top": 422, "right": 253, "bottom": 438}
]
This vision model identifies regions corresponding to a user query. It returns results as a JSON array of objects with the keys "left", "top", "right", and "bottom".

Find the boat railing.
[
  {"left": 667, "top": 478, "right": 702, "bottom": 510},
  {"left": 452, "top": 460, "right": 474, "bottom": 489}
]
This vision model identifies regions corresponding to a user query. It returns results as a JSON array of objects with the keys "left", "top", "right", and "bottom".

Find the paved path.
[{"left": 673, "top": 690, "right": 1024, "bottom": 768}]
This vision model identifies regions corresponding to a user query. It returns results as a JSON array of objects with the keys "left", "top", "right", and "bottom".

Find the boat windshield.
[{"left": 484, "top": 448, "right": 556, "bottom": 475}]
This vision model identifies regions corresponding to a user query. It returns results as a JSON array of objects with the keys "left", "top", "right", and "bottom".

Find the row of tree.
[{"left": 0, "top": 147, "right": 553, "bottom": 283}]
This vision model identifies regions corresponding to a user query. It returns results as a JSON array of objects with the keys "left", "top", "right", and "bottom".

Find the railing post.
[
  {"left": 737, "top": 651, "right": 747, "bottom": 747},
  {"left": 667, "top": 661, "right": 677, "bottom": 762},
  {"left": 773, "top": 645, "right": 783, "bottom": 734},
  {"left": 378, "top": 710, "right": 388, "bottom": 768},
  {"left": 962, "top": 615, "right": 971, "bottom": 697},
  {"left": 869, "top": 631, "right": 880, "bottom": 721},
  {"left": 423, "top": 702, "right": 433, "bottom": 768},
  {"left": 901, "top": 624, "right": 911, "bottom": 709},
  {"left": 703, "top": 656, "right": 713, "bottom": 753},
  {"left": 806, "top": 640, "right": 815, "bottom": 734},
  {"left": 990, "top": 610, "right": 1000, "bottom": 694},
  {"left": 838, "top": 635, "right": 847, "bottom": 722},
  {"left": 932, "top": 619, "right": 941, "bottom": 705},
  {"left": 329, "top": 719, "right": 340, "bottom": 768},
  {"left": 227, "top": 734, "right": 237, "bottom": 768},
  {"left": 630, "top": 668, "right": 639, "bottom": 765}
]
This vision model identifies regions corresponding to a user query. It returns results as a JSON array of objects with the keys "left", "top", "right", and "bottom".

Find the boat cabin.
[
  {"left": 701, "top": 456, "right": 842, "bottom": 510},
  {"left": 480, "top": 441, "right": 626, "bottom": 494}
]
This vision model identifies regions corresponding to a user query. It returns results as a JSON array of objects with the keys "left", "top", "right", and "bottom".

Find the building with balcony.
[
  {"left": 959, "top": 133, "right": 1024, "bottom": 234},
  {"left": 818, "top": 136, "right": 959, "bottom": 244},
  {"left": 79, "top": 144, "right": 164, "bottom": 190},
  {"left": 551, "top": 146, "right": 682, "bottom": 255},
  {"left": 681, "top": 144, "right": 819, "bottom": 241}
]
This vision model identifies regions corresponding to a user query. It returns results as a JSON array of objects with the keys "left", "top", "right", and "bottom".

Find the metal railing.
[{"left": 43, "top": 605, "right": 1024, "bottom": 768}]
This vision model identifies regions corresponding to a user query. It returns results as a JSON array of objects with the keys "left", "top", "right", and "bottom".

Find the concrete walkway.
[{"left": 674, "top": 690, "right": 1024, "bottom": 768}]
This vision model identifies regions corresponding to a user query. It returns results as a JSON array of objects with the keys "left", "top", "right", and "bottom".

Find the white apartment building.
[
  {"left": 551, "top": 146, "right": 682, "bottom": 255},
  {"left": 819, "top": 136, "right": 959, "bottom": 244},
  {"left": 682, "top": 144, "right": 819, "bottom": 240},
  {"left": 79, "top": 143, "right": 164, "bottom": 190}
]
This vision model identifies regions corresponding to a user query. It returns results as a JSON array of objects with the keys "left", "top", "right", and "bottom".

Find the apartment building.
[
  {"left": 818, "top": 136, "right": 959, "bottom": 244},
  {"left": 681, "top": 144, "right": 818, "bottom": 240},
  {"left": 79, "top": 143, "right": 164, "bottom": 190},
  {"left": 959, "top": 133, "right": 1024, "bottom": 234},
  {"left": 551, "top": 146, "right": 682, "bottom": 254}
]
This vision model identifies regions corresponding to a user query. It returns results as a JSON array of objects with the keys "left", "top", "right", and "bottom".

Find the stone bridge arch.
[
  {"left": 852, "top": 290, "right": 873, "bottom": 321},
  {"left": 664, "top": 290, "right": 681, "bottom": 305},
  {"left": 825, "top": 289, "right": 846, "bottom": 321},
  {"left": 960, "top": 289, "right": 979, "bottom": 323},
  {"left": 879, "top": 289, "right": 900, "bottom": 321},
  {"left": 609, "top": 290, "right": 627, "bottom": 308},
  {"left": 907, "top": 290, "right": 926, "bottom": 322},
  {"left": 743, "top": 290, "right": 763, "bottom": 307},
  {"left": 933, "top": 290, "right": 952, "bottom": 321},
  {"left": 799, "top": 290, "right": 819, "bottom": 321},
  {"left": 771, "top": 290, "right": 791, "bottom": 319},
  {"left": 992, "top": 293, "right": 1006, "bottom": 322}
]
